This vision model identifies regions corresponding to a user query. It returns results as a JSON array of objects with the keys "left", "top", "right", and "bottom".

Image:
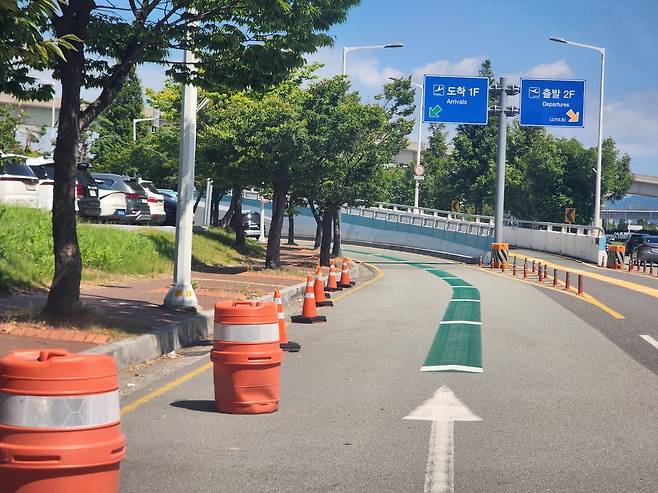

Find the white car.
[
  {"left": 26, "top": 156, "right": 54, "bottom": 210},
  {"left": 0, "top": 153, "right": 39, "bottom": 208},
  {"left": 138, "top": 179, "right": 166, "bottom": 225}
]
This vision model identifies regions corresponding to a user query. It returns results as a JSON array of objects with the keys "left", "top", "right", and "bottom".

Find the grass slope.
[{"left": 0, "top": 205, "right": 263, "bottom": 293}]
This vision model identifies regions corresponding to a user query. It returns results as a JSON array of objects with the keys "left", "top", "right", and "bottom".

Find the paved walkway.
[{"left": 0, "top": 245, "right": 320, "bottom": 356}]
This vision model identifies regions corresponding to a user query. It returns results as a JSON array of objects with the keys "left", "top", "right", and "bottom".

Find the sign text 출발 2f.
[{"left": 519, "top": 78, "right": 586, "bottom": 128}]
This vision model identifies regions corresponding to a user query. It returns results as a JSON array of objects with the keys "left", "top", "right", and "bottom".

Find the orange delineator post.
[
  {"left": 491, "top": 242, "right": 509, "bottom": 269},
  {"left": 553, "top": 268, "right": 558, "bottom": 287},
  {"left": 523, "top": 262, "right": 528, "bottom": 279},
  {"left": 314, "top": 266, "right": 333, "bottom": 307},
  {"left": 274, "top": 290, "right": 300, "bottom": 353},
  {"left": 577, "top": 274, "right": 584, "bottom": 295},
  {"left": 326, "top": 263, "right": 342, "bottom": 292},
  {"left": 291, "top": 276, "right": 327, "bottom": 324},
  {"left": 338, "top": 258, "right": 353, "bottom": 288},
  {"left": 0, "top": 349, "right": 126, "bottom": 493},
  {"left": 565, "top": 272, "right": 570, "bottom": 291}
]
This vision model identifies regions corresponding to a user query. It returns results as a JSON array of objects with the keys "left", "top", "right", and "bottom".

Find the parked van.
[{"left": 0, "top": 154, "right": 39, "bottom": 207}]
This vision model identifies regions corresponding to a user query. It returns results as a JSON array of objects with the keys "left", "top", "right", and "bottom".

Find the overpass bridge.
[{"left": 628, "top": 174, "right": 658, "bottom": 197}]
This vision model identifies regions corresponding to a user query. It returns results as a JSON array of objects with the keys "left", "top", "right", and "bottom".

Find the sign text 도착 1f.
[{"left": 423, "top": 75, "right": 490, "bottom": 125}]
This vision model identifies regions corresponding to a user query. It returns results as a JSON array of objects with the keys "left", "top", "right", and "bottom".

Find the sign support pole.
[{"left": 494, "top": 77, "right": 508, "bottom": 244}]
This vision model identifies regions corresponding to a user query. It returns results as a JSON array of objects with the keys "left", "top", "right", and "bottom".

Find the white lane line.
[
  {"left": 640, "top": 335, "right": 658, "bottom": 350},
  {"left": 449, "top": 299, "right": 480, "bottom": 303},
  {"left": 421, "top": 365, "right": 483, "bottom": 373},
  {"left": 451, "top": 286, "right": 476, "bottom": 289},
  {"left": 439, "top": 320, "right": 481, "bottom": 325}
]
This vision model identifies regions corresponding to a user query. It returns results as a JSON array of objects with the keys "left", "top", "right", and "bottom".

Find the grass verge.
[{"left": 0, "top": 205, "right": 265, "bottom": 293}]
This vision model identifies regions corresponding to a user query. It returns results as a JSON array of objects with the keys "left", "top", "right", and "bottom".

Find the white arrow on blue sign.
[
  {"left": 422, "top": 75, "right": 490, "bottom": 125},
  {"left": 519, "top": 78, "right": 586, "bottom": 128}
]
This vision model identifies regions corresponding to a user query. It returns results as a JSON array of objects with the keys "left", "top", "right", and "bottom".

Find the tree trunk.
[
  {"left": 221, "top": 190, "right": 238, "bottom": 229},
  {"left": 230, "top": 186, "right": 245, "bottom": 247},
  {"left": 287, "top": 210, "right": 296, "bottom": 245},
  {"left": 320, "top": 207, "right": 334, "bottom": 266},
  {"left": 211, "top": 193, "right": 223, "bottom": 226},
  {"left": 192, "top": 190, "right": 203, "bottom": 214},
  {"left": 265, "top": 182, "right": 289, "bottom": 268},
  {"left": 45, "top": 36, "right": 84, "bottom": 317},
  {"left": 332, "top": 207, "right": 342, "bottom": 257},
  {"left": 308, "top": 198, "right": 322, "bottom": 249}
]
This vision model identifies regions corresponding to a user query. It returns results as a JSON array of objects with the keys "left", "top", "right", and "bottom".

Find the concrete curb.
[
  {"left": 83, "top": 309, "right": 213, "bottom": 369},
  {"left": 85, "top": 264, "right": 361, "bottom": 369}
]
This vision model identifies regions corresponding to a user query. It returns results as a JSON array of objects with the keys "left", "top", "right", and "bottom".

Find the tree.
[
  {"left": 2, "top": 0, "right": 358, "bottom": 317},
  {"left": 90, "top": 68, "right": 144, "bottom": 170},
  {"left": 0, "top": 105, "right": 22, "bottom": 153},
  {"left": 304, "top": 76, "right": 414, "bottom": 264}
]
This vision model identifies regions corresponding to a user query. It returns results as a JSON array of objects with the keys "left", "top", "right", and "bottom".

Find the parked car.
[
  {"left": 633, "top": 235, "right": 658, "bottom": 264},
  {"left": 158, "top": 189, "right": 177, "bottom": 226},
  {"left": 92, "top": 173, "right": 151, "bottom": 224},
  {"left": 243, "top": 211, "right": 261, "bottom": 237},
  {"left": 0, "top": 154, "right": 39, "bottom": 207},
  {"left": 27, "top": 158, "right": 101, "bottom": 219},
  {"left": 625, "top": 233, "right": 649, "bottom": 256},
  {"left": 138, "top": 179, "right": 166, "bottom": 225}
]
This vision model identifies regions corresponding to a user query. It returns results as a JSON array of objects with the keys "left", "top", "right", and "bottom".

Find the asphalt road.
[
  {"left": 510, "top": 247, "right": 658, "bottom": 373},
  {"left": 119, "top": 246, "right": 658, "bottom": 492}
]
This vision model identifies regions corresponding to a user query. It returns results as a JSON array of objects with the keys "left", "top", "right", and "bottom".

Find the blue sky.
[
  {"left": 130, "top": 1, "right": 657, "bottom": 174},
  {"left": 295, "top": 0, "right": 657, "bottom": 174}
]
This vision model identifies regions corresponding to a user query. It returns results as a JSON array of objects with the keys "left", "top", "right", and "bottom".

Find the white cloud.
[
  {"left": 411, "top": 57, "right": 484, "bottom": 81},
  {"left": 526, "top": 60, "right": 574, "bottom": 79}
]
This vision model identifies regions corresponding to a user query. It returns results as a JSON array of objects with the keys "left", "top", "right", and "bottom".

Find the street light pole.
[
  {"left": 164, "top": 13, "right": 199, "bottom": 310},
  {"left": 550, "top": 36, "right": 605, "bottom": 229},
  {"left": 339, "top": 42, "right": 404, "bottom": 253}
]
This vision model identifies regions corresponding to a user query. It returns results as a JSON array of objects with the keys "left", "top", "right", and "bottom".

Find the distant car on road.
[
  {"left": 92, "top": 173, "right": 151, "bottom": 224},
  {"left": 633, "top": 235, "right": 658, "bottom": 264}
]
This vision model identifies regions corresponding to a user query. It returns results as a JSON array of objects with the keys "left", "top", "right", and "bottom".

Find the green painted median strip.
[{"left": 344, "top": 249, "right": 483, "bottom": 373}]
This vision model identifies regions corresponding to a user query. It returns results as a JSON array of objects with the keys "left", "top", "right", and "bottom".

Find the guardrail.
[{"left": 343, "top": 205, "right": 494, "bottom": 237}]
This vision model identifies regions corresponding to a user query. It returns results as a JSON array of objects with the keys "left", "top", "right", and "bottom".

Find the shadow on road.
[{"left": 170, "top": 400, "right": 218, "bottom": 413}]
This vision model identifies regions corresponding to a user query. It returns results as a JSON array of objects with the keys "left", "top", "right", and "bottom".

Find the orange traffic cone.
[
  {"left": 326, "top": 262, "right": 342, "bottom": 292},
  {"left": 338, "top": 258, "right": 353, "bottom": 288},
  {"left": 314, "top": 266, "right": 333, "bottom": 307},
  {"left": 274, "top": 289, "right": 300, "bottom": 352},
  {"left": 291, "top": 276, "right": 327, "bottom": 324}
]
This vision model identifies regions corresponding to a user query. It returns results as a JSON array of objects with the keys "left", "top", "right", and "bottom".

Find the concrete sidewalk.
[{"left": 0, "top": 244, "right": 352, "bottom": 367}]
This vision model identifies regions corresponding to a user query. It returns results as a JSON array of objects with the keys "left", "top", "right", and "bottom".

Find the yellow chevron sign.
[{"left": 564, "top": 207, "right": 576, "bottom": 224}]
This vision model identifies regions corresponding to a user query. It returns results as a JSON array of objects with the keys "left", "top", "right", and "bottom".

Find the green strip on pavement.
[{"left": 344, "top": 248, "right": 483, "bottom": 373}]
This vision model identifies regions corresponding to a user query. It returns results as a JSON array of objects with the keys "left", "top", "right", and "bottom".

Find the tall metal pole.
[
  {"left": 203, "top": 178, "right": 212, "bottom": 228},
  {"left": 593, "top": 49, "right": 605, "bottom": 230},
  {"left": 494, "top": 77, "right": 509, "bottom": 244},
  {"left": 413, "top": 82, "right": 423, "bottom": 210},
  {"left": 258, "top": 196, "right": 266, "bottom": 243},
  {"left": 164, "top": 20, "right": 198, "bottom": 309}
]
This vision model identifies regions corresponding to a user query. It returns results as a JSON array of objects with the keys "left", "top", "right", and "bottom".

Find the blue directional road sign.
[
  {"left": 520, "top": 78, "right": 585, "bottom": 127},
  {"left": 423, "top": 75, "right": 489, "bottom": 125}
]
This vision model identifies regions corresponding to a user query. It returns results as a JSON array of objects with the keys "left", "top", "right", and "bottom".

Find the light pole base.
[{"left": 163, "top": 283, "right": 198, "bottom": 310}]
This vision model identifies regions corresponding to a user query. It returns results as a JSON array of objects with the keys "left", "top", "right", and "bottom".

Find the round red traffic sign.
[{"left": 414, "top": 165, "right": 425, "bottom": 177}]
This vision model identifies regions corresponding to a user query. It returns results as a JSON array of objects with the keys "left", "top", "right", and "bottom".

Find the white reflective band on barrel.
[
  {"left": 214, "top": 322, "right": 279, "bottom": 342},
  {"left": 0, "top": 390, "right": 120, "bottom": 429},
  {"left": 277, "top": 312, "right": 285, "bottom": 320}
]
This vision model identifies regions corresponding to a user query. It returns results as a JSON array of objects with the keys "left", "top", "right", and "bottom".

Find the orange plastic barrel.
[
  {"left": 0, "top": 349, "right": 126, "bottom": 493},
  {"left": 212, "top": 301, "right": 282, "bottom": 414}
]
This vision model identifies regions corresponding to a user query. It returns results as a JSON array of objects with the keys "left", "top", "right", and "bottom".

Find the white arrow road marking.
[{"left": 404, "top": 386, "right": 482, "bottom": 493}]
